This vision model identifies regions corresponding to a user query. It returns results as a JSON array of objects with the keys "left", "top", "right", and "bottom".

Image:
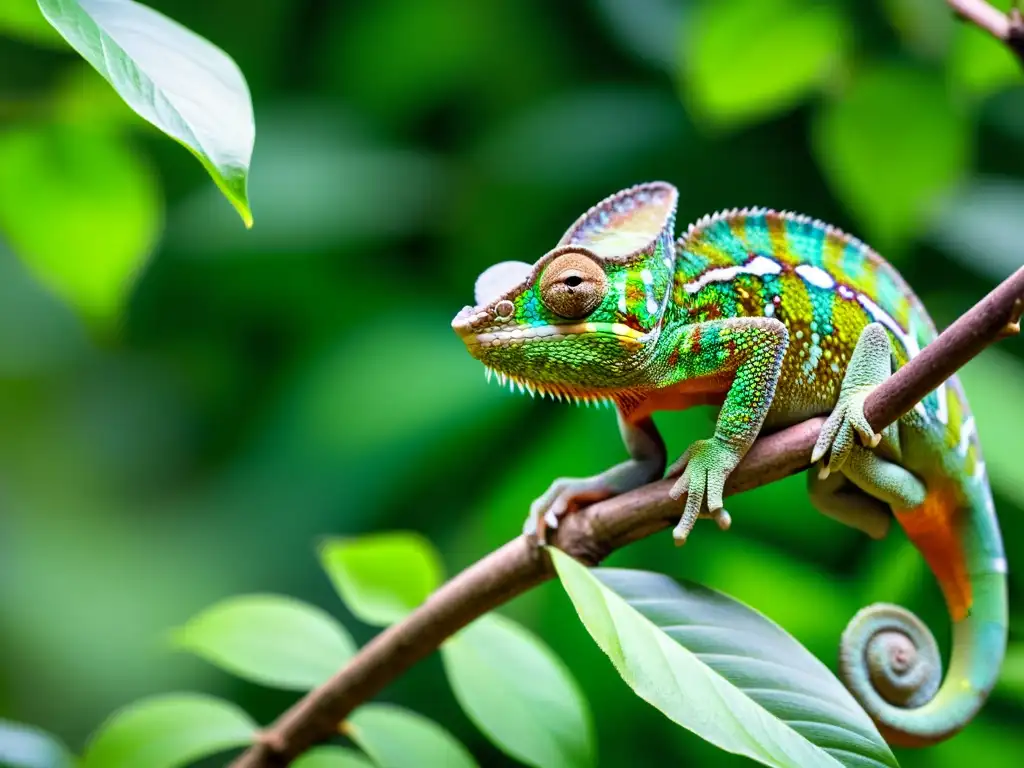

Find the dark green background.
[{"left": 0, "top": 0, "right": 1022, "bottom": 765}]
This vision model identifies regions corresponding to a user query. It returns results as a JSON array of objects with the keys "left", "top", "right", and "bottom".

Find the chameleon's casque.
[{"left": 452, "top": 182, "right": 1008, "bottom": 747}]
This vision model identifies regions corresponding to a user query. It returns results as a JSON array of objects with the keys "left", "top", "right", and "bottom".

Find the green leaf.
[
  {"left": 441, "top": 613, "right": 595, "bottom": 768},
  {"left": 680, "top": 0, "right": 847, "bottom": 129},
  {"left": 0, "top": 720, "right": 75, "bottom": 768},
  {"left": 346, "top": 704, "right": 478, "bottom": 768},
  {"left": 0, "top": 125, "right": 161, "bottom": 326},
  {"left": 81, "top": 693, "right": 256, "bottom": 768},
  {"left": 171, "top": 593, "right": 356, "bottom": 690},
  {"left": 320, "top": 532, "right": 444, "bottom": 625},
  {"left": 292, "top": 746, "right": 375, "bottom": 768},
  {"left": 37, "top": 0, "right": 255, "bottom": 226},
  {"left": 550, "top": 548, "right": 899, "bottom": 768},
  {"left": 812, "top": 64, "right": 971, "bottom": 250}
]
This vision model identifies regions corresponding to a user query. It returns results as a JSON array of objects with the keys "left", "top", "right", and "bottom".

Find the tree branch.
[
  {"left": 948, "top": 0, "right": 1024, "bottom": 65},
  {"left": 232, "top": 268, "right": 1024, "bottom": 767}
]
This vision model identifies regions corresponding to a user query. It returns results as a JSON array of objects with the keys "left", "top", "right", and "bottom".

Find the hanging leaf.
[
  {"left": 0, "top": 720, "right": 75, "bottom": 768},
  {"left": 549, "top": 548, "right": 899, "bottom": 768},
  {"left": 320, "top": 532, "right": 444, "bottom": 625},
  {"left": 346, "top": 704, "right": 478, "bottom": 768},
  {"left": 81, "top": 693, "right": 255, "bottom": 768},
  {"left": 680, "top": 0, "right": 847, "bottom": 129},
  {"left": 37, "top": 0, "right": 255, "bottom": 226},
  {"left": 171, "top": 594, "right": 356, "bottom": 690},
  {"left": 441, "top": 613, "right": 596, "bottom": 768}
]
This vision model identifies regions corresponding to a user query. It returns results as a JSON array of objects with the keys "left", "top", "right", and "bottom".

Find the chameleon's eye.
[{"left": 539, "top": 252, "right": 607, "bottom": 319}]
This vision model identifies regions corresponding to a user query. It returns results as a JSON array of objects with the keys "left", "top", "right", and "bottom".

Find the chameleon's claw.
[
  {"left": 543, "top": 507, "right": 561, "bottom": 533},
  {"left": 668, "top": 436, "right": 741, "bottom": 545},
  {"left": 714, "top": 508, "right": 732, "bottom": 530}
]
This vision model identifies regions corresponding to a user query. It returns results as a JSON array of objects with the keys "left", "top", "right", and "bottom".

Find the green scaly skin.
[{"left": 451, "top": 182, "right": 1007, "bottom": 746}]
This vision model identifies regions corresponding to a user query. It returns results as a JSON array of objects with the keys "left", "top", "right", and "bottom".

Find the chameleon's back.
[
  {"left": 673, "top": 207, "right": 1007, "bottom": 746},
  {"left": 672, "top": 208, "right": 942, "bottom": 426}
]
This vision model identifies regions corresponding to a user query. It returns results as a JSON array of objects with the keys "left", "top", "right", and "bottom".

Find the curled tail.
[{"left": 838, "top": 481, "right": 1008, "bottom": 747}]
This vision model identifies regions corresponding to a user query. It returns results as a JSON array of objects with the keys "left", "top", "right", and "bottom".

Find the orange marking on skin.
[
  {"left": 622, "top": 375, "right": 731, "bottom": 423},
  {"left": 893, "top": 485, "right": 972, "bottom": 621}
]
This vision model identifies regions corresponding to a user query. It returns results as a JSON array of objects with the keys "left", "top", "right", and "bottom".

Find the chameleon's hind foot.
[
  {"left": 667, "top": 437, "right": 740, "bottom": 545},
  {"left": 812, "top": 322, "right": 896, "bottom": 477}
]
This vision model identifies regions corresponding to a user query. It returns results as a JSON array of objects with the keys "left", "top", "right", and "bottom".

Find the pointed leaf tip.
[{"left": 38, "top": 0, "right": 256, "bottom": 227}]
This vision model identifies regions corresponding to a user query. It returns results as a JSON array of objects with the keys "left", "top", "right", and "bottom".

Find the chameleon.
[{"left": 451, "top": 182, "right": 1007, "bottom": 747}]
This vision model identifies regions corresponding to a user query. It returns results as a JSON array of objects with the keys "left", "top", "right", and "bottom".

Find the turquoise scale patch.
[{"left": 742, "top": 213, "right": 773, "bottom": 256}]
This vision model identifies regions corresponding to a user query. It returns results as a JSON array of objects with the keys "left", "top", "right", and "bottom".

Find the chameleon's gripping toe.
[
  {"left": 811, "top": 322, "right": 894, "bottom": 479},
  {"left": 667, "top": 437, "right": 738, "bottom": 544}
]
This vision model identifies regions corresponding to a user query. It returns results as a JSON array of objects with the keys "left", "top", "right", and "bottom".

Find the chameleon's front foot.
[{"left": 667, "top": 437, "right": 740, "bottom": 545}]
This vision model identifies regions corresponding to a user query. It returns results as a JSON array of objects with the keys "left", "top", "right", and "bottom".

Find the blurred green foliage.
[{"left": 1, "top": 0, "right": 1023, "bottom": 766}]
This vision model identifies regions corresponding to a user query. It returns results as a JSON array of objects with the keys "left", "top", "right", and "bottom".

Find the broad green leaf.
[
  {"left": 928, "top": 177, "right": 1024, "bottom": 281},
  {"left": 320, "top": 532, "right": 444, "bottom": 625},
  {"left": 0, "top": 720, "right": 74, "bottom": 768},
  {"left": 550, "top": 548, "right": 899, "bottom": 768},
  {"left": 0, "top": 0, "right": 62, "bottom": 45},
  {"left": 680, "top": 0, "right": 847, "bottom": 128},
  {"left": 812, "top": 64, "right": 971, "bottom": 250},
  {"left": 293, "top": 746, "right": 375, "bottom": 768},
  {"left": 81, "top": 693, "right": 255, "bottom": 768},
  {"left": 37, "top": 0, "right": 255, "bottom": 226},
  {"left": 346, "top": 704, "right": 478, "bottom": 768},
  {"left": 171, "top": 594, "right": 356, "bottom": 690},
  {"left": 948, "top": 1, "right": 1021, "bottom": 98},
  {"left": 0, "top": 125, "right": 160, "bottom": 326},
  {"left": 441, "top": 613, "right": 595, "bottom": 768}
]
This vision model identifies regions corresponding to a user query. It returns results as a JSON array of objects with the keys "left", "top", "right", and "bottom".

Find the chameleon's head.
[{"left": 452, "top": 182, "right": 679, "bottom": 402}]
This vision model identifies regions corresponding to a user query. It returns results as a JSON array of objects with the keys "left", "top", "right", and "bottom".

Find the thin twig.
[
  {"left": 231, "top": 269, "right": 1024, "bottom": 768},
  {"left": 947, "top": 0, "right": 1024, "bottom": 65}
]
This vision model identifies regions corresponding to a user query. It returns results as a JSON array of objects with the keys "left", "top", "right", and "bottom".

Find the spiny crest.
[
  {"left": 482, "top": 365, "right": 616, "bottom": 408},
  {"left": 679, "top": 206, "right": 876, "bottom": 262}
]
